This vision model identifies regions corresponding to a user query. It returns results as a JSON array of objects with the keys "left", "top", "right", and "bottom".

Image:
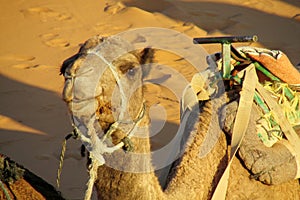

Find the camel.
[
  {"left": 60, "top": 35, "right": 300, "bottom": 200},
  {"left": 0, "top": 154, "right": 64, "bottom": 200}
]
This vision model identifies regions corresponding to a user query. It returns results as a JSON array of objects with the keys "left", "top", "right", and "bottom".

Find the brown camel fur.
[
  {"left": 61, "top": 36, "right": 300, "bottom": 200},
  {"left": 0, "top": 154, "right": 64, "bottom": 200}
]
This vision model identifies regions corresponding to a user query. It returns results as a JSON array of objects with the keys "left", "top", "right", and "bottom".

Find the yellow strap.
[
  {"left": 256, "top": 83, "right": 300, "bottom": 178},
  {"left": 212, "top": 64, "right": 257, "bottom": 200}
]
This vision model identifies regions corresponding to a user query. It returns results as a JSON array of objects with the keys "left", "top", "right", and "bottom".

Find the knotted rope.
[
  {"left": 57, "top": 103, "right": 145, "bottom": 199},
  {"left": 84, "top": 158, "right": 99, "bottom": 200},
  {"left": 56, "top": 126, "right": 80, "bottom": 188}
]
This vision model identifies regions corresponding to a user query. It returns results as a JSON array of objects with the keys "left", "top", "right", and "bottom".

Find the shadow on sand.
[{"left": 123, "top": 0, "right": 300, "bottom": 64}]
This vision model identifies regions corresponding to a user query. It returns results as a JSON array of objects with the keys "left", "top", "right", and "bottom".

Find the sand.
[{"left": 0, "top": 0, "right": 299, "bottom": 199}]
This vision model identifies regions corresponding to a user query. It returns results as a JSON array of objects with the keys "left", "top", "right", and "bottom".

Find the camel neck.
[{"left": 94, "top": 111, "right": 165, "bottom": 200}]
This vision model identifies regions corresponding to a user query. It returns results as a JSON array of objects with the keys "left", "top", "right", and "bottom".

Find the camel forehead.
[
  {"left": 113, "top": 53, "right": 140, "bottom": 73},
  {"left": 114, "top": 53, "right": 139, "bottom": 64}
]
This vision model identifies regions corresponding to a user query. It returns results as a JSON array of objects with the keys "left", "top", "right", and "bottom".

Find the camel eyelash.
[{"left": 118, "top": 63, "right": 138, "bottom": 75}]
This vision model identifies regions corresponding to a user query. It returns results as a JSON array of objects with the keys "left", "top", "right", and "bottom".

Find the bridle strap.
[{"left": 91, "top": 51, "right": 128, "bottom": 121}]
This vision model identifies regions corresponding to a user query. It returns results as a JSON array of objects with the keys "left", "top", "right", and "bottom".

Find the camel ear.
[
  {"left": 60, "top": 36, "right": 106, "bottom": 75},
  {"left": 60, "top": 54, "right": 81, "bottom": 75},
  {"left": 137, "top": 47, "right": 155, "bottom": 64},
  {"left": 79, "top": 35, "right": 106, "bottom": 54},
  {"left": 135, "top": 47, "right": 155, "bottom": 78}
]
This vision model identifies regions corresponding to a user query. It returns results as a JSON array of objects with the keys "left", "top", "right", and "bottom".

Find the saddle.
[{"left": 182, "top": 46, "right": 300, "bottom": 199}]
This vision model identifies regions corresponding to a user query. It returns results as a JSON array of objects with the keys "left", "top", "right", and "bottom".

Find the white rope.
[
  {"left": 82, "top": 106, "right": 145, "bottom": 200},
  {"left": 84, "top": 158, "right": 100, "bottom": 200}
]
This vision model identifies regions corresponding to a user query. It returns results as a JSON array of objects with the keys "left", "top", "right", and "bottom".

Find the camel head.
[{"left": 60, "top": 35, "right": 154, "bottom": 149}]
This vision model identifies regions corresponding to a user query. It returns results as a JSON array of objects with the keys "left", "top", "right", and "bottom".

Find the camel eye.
[{"left": 126, "top": 68, "right": 136, "bottom": 79}]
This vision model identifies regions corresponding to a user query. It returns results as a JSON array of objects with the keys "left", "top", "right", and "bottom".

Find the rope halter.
[
  {"left": 57, "top": 36, "right": 146, "bottom": 200},
  {"left": 65, "top": 36, "right": 145, "bottom": 164}
]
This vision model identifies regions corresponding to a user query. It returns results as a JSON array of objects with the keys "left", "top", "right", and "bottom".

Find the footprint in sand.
[
  {"left": 40, "top": 33, "right": 70, "bottom": 48},
  {"left": 170, "top": 22, "right": 207, "bottom": 36},
  {"left": 11, "top": 63, "right": 39, "bottom": 69},
  {"left": 0, "top": 54, "right": 38, "bottom": 69},
  {"left": 0, "top": 54, "right": 53, "bottom": 69},
  {"left": 44, "top": 38, "right": 70, "bottom": 48},
  {"left": 0, "top": 54, "right": 36, "bottom": 62},
  {"left": 104, "top": 2, "right": 126, "bottom": 15},
  {"left": 20, "top": 7, "right": 72, "bottom": 22},
  {"left": 93, "top": 22, "right": 132, "bottom": 36}
]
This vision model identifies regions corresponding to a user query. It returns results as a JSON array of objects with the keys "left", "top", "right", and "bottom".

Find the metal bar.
[
  {"left": 254, "top": 62, "right": 280, "bottom": 82},
  {"left": 193, "top": 35, "right": 258, "bottom": 44},
  {"left": 222, "top": 43, "right": 231, "bottom": 79},
  {"left": 193, "top": 35, "right": 258, "bottom": 80}
]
